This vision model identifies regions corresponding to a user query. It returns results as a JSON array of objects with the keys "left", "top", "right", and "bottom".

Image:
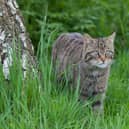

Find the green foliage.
[{"left": 18, "top": 0, "right": 129, "bottom": 52}]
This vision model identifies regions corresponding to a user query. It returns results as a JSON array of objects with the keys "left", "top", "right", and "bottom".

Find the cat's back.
[
  {"left": 53, "top": 32, "right": 83, "bottom": 49},
  {"left": 52, "top": 32, "right": 84, "bottom": 73},
  {"left": 52, "top": 32, "right": 84, "bottom": 61}
]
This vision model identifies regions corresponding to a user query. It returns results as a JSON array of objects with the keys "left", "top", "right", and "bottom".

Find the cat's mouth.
[
  {"left": 95, "top": 63, "right": 108, "bottom": 68},
  {"left": 85, "top": 59, "right": 112, "bottom": 68}
]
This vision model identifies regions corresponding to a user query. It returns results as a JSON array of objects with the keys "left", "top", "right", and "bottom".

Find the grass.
[
  {"left": 0, "top": 0, "right": 129, "bottom": 129},
  {"left": 0, "top": 30, "right": 129, "bottom": 129}
]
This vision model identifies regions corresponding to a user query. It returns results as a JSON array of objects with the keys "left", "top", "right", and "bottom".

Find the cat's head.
[{"left": 83, "top": 32, "right": 116, "bottom": 68}]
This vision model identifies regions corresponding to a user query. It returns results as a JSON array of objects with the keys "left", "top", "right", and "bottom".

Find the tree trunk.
[{"left": 0, "top": 0, "right": 36, "bottom": 79}]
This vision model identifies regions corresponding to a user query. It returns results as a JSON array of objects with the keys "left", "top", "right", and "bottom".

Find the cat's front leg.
[
  {"left": 92, "top": 69, "right": 109, "bottom": 114},
  {"left": 92, "top": 90, "right": 106, "bottom": 114}
]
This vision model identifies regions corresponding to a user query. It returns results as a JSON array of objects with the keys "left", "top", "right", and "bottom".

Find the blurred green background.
[{"left": 18, "top": 0, "right": 129, "bottom": 54}]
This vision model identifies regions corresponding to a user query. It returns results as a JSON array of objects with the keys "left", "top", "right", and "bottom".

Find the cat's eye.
[{"left": 105, "top": 51, "right": 113, "bottom": 58}]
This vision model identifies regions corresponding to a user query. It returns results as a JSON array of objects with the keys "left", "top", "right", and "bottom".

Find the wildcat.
[{"left": 52, "top": 32, "right": 115, "bottom": 113}]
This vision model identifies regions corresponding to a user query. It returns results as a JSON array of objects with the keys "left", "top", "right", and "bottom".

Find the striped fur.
[{"left": 52, "top": 32, "right": 115, "bottom": 113}]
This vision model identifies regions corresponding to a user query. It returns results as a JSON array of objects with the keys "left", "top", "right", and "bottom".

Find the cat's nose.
[{"left": 100, "top": 56, "right": 105, "bottom": 63}]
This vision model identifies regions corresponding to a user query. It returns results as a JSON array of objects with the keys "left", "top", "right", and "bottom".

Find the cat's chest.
[
  {"left": 84, "top": 70, "right": 104, "bottom": 81},
  {"left": 79, "top": 69, "right": 105, "bottom": 93},
  {"left": 79, "top": 63, "right": 106, "bottom": 81}
]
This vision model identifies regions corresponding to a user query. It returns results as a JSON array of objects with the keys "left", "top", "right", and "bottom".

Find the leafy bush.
[{"left": 18, "top": 0, "right": 129, "bottom": 53}]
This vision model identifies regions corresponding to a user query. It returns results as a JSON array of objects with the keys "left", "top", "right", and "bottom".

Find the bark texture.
[{"left": 0, "top": 0, "right": 36, "bottom": 78}]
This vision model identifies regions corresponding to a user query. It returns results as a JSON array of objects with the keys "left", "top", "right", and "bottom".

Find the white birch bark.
[{"left": 0, "top": 0, "right": 36, "bottom": 79}]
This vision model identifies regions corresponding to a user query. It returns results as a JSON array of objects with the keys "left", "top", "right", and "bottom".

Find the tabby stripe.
[
  {"left": 85, "top": 56, "right": 93, "bottom": 62},
  {"left": 64, "top": 38, "right": 76, "bottom": 49},
  {"left": 68, "top": 43, "right": 82, "bottom": 57},
  {"left": 63, "top": 39, "right": 80, "bottom": 59},
  {"left": 80, "top": 92, "right": 88, "bottom": 97},
  {"left": 63, "top": 42, "right": 75, "bottom": 57},
  {"left": 57, "top": 34, "right": 66, "bottom": 44},
  {"left": 84, "top": 50, "right": 98, "bottom": 58},
  {"left": 61, "top": 41, "right": 76, "bottom": 67},
  {"left": 92, "top": 100, "right": 101, "bottom": 107}
]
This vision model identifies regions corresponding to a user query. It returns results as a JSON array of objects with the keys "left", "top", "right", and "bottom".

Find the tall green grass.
[{"left": 0, "top": 23, "right": 129, "bottom": 128}]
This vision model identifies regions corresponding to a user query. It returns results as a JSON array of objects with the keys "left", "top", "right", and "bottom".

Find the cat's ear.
[
  {"left": 107, "top": 32, "right": 116, "bottom": 43},
  {"left": 84, "top": 33, "right": 92, "bottom": 39},
  {"left": 83, "top": 33, "right": 93, "bottom": 43}
]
